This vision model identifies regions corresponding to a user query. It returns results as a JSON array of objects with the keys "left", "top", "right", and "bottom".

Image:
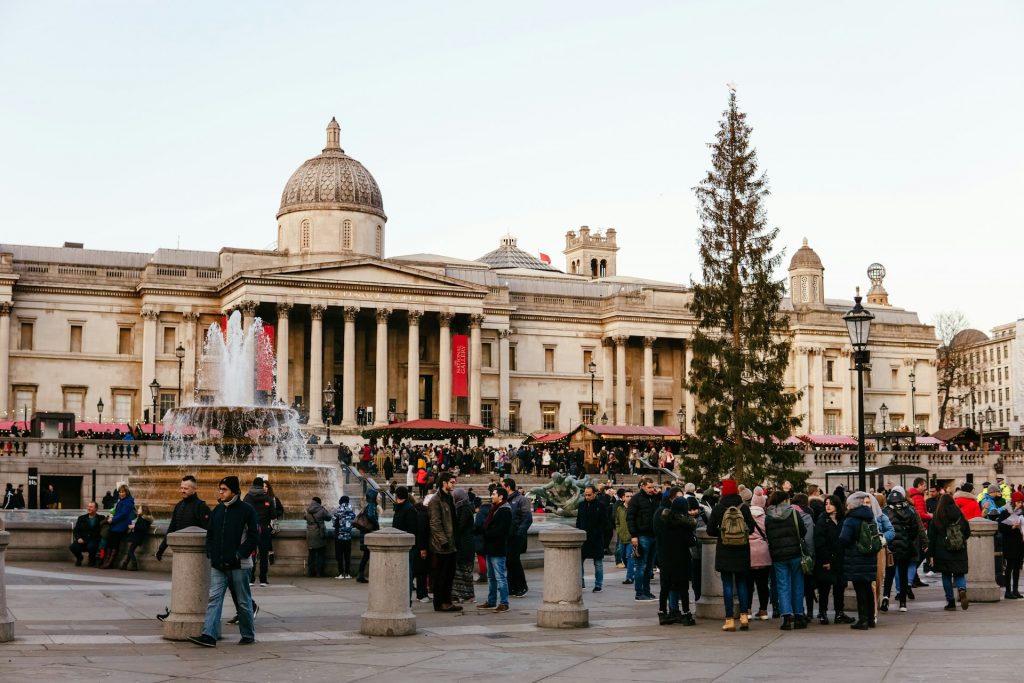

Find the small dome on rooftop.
[
  {"left": 789, "top": 238, "right": 823, "bottom": 271},
  {"left": 476, "top": 235, "right": 559, "bottom": 272}
]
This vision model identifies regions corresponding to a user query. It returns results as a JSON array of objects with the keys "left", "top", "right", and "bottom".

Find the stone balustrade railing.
[{"left": 0, "top": 438, "right": 336, "bottom": 466}]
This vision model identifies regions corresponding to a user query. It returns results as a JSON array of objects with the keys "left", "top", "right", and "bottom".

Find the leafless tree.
[{"left": 933, "top": 310, "right": 974, "bottom": 429}]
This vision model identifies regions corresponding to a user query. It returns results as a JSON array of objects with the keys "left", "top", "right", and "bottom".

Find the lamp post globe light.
[
  {"left": 908, "top": 370, "right": 917, "bottom": 450},
  {"left": 174, "top": 342, "right": 186, "bottom": 405},
  {"left": 96, "top": 397, "right": 104, "bottom": 425},
  {"left": 322, "top": 382, "right": 335, "bottom": 445},
  {"left": 843, "top": 289, "right": 874, "bottom": 492},
  {"left": 588, "top": 360, "right": 597, "bottom": 424},
  {"left": 879, "top": 402, "right": 889, "bottom": 451},
  {"left": 985, "top": 406, "right": 996, "bottom": 449},
  {"left": 149, "top": 378, "right": 161, "bottom": 436}
]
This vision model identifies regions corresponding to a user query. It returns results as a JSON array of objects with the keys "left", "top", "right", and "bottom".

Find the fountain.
[{"left": 129, "top": 312, "right": 341, "bottom": 518}]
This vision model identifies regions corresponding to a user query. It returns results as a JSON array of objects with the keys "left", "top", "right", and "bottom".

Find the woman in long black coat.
[
  {"left": 813, "top": 495, "right": 853, "bottom": 624},
  {"left": 927, "top": 493, "right": 972, "bottom": 610},
  {"left": 575, "top": 487, "right": 608, "bottom": 591},
  {"left": 653, "top": 496, "right": 698, "bottom": 625}
]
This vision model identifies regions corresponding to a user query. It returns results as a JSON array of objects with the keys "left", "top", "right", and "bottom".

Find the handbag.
[
  {"left": 793, "top": 510, "right": 814, "bottom": 575},
  {"left": 885, "top": 547, "right": 895, "bottom": 567},
  {"left": 353, "top": 510, "right": 378, "bottom": 533}
]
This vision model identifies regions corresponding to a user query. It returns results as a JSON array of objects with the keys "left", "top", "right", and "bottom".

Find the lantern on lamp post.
[{"left": 843, "top": 289, "right": 874, "bottom": 491}]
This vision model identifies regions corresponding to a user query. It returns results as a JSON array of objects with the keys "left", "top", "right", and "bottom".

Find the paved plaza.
[{"left": 1, "top": 560, "right": 1019, "bottom": 682}]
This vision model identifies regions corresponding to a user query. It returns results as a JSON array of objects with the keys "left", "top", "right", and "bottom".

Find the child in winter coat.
[{"left": 332, "top": 496, "right": 356, "bottom": 578}]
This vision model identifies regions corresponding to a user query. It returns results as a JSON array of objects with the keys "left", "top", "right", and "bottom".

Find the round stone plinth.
[
  {"left": 162, "top": 526, "right": 210, "bottom": 641},
  {"left": 536, "top": 527, "right": 589, "bottom": 629},
  {"left": 359, "top": 527, "right": 416, "bottom": 637}
]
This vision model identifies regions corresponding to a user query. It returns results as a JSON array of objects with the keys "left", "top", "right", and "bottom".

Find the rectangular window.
[
  {"left": 14, "top": 388, "right": 35, "bottom": 417},
  {"left": 864, "top": 415, "right": 876, "bottom": 433},
  {"left": 891, "top": 368, "right": 898, "bottom": 385},
  {"left": 581, "top": 403, "right": 596, "bottom": 425},
  {"left": 69, "top": 324, "right": 83, "bottom": 353},
  {"left": 509, "top": 345, "right": 517, "bottom": 372},
  {"left": 915, "top": 415, "right": 928, "bottom": 433},
  {"left": 826, "top": 359, "right": 834, "bottom": 383},
  {"left": 19, "top": 322, "right": 33, "bottom": 350},
  {"left": 113, "top": 393, "right": 132, "bottom": 423},
  {"left": 544, "top": 347, "right": 555, "bottom": 373},
  {"left": 159, "top": 393, "right": 176, "bottom": 420},
  {"left": 864, "top": 371, "right": 872, "bottom": 389},
  {"left": 64, "top": 391, "right": 84, "bottom": 420},
  {"left": 482, "top": 342, "right": 493, "bottom": 369},
  {"left": 118, "top": 328, "right": 132, "bottom": 355},
  {"left": 890, "top": 413, "right": 904, "bottom": 430},
  {"left": 541, "top": 403, "right": 558, "bottom": 431},
  {"left": 582, "top": 349, "right": 593, "bottom": 373},
  {"left": 824, "top": 412, "right": 838, "bottom": 435},
  {"left": 481, "top": 403, "right": 493, "bottom": 428},
  {"left": 162, "top": 327, "right": 177, "bottom": 355},
  {"left": 508, "top": 403, "right": 519, "bottom": 433}
]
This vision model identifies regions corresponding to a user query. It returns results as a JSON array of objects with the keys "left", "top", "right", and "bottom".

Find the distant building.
[{"left": 946, "top": 320, "right": 1021, "bottom": 443}]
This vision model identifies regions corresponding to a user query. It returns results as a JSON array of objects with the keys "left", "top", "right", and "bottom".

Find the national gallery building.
[{"left": 0, "top": 119, "right": 939, "bottom": 440}]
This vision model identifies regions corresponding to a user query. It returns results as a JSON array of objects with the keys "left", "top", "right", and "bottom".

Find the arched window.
[
  {"left": 599, "top": 259, "right": 607, "bottom": 277},
  {"left": 800, "top": 275, "right": 809, "bottom": 302},
  {"left": 375, "top": 224, "right": 382, "bottom": 256},
  {"left": 590, "top": 258, "right": 598, "bottom": 277},
  {"left": 343, "top": 219, "right": 352, "bottom": 251},
  {"left": 300, "top": 220, "right": 311, "bottom": 251},
  {"left": 570, "top": 261, "right": 577, "bottom": 274}
]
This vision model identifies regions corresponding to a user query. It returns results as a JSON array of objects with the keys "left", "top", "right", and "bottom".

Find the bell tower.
[{"left": 563, "top": 226, "right": 619, "bottom": 278}]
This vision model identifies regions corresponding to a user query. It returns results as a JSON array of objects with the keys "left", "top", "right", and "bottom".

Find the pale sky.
[{"left": 1, "top": 1, "right": 1021, "bottom": 334}]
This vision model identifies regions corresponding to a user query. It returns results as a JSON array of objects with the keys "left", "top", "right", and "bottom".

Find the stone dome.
[
  {"left": 789, "top": 237, "right": 823, "bottom": 271},
  {"left": 952, "top": 328, "right": 989, "bottom": 346},
  {"left": 277, "top": 118, "right": 385, "bottom": 220}
]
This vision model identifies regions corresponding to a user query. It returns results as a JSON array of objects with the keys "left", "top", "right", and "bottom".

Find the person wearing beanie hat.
[
  {"left": 331, "top": 494, "right": 357, "bottom": 578},
  {"left": 188, "top": 476, "right": 260, "bottom": 648},
  {"left": 739, "top": 486, "right": 753, "bottom": 504},
  {"left": 706, "top": 478, "right": 755, "bottom": 631},
  {"left": 305, "top": 495, "right": 332, "bottom": 577},
  {"left": 1001, "top": 492, "right": 1024, "bottom": 599},
  {"left": 981, "top": 484, "right": 1007, "bottom": 519}
]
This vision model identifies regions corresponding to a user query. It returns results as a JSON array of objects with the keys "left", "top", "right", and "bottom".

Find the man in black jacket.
[
  {"left": 69, "top": 502, "right": 105, "bottom": 566},
  {"left": 189, "top": 476, "right": 259, "bottom": 648},
  {"left": 391, "top": 486, "right": 419, "bottom": 605},
  {"left": 504, "top": 477, "right": 533, "bottom": 597},
  {"left": 479, "top": 486, "right": 512, "bottom": 611},
  {"left": 242, "top": 477, "right": 274, "bottom": 586},
  {"left": 156, "top": 475, "right": 210, "bottom": 561},
  {"left": 626, "top": 477, "right": 661, "bottom": 601}
]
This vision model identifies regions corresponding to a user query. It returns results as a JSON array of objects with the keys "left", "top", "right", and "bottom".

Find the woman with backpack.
[
  {"left": 840, "top": 492, "right": 893, "bottom": 629},
  {"left": 813, "top": 494, "right": 854, "bottom": 624},
  {"left": 764, "top": 490, "right": 808, "bottom": 630},
  {"left": 927, "top": 493, "right": 972, "bottom": 610},
  {"left": 881, "top": 489, "right": 923, "bottom": 613},
  {"left": 706, "top": 479, "right": 755, "bottom": 632}
]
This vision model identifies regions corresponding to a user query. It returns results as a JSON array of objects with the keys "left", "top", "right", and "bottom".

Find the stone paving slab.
[{"left": 3, "top": 561, "right": 1024, "bottom": 681}]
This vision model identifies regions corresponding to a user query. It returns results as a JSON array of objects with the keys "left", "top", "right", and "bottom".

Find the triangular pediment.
[{"left": 241, "top": 258, "right": 487, "bottom": 292}]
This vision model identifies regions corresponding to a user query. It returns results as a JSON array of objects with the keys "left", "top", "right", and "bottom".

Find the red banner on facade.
[
  {"left": 256, "top": 324, "right": 274, "bottom": 392},
  {"left": 452, "top": 334, "right": 469, "bottom": 397}
]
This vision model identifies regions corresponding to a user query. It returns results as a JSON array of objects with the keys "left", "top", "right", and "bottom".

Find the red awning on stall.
[{"left": 800, "top": 434, "right": 858, "bottom": 447}]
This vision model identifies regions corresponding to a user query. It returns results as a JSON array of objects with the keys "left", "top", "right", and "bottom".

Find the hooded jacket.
[
  {"left": 883, "top": 501, "right": 922, "bottom": 561},
  {"left": 243, "top": 486, "right": 275, "bottom": 527},
  {"left": 748, "top": 505, "right": 772, "bottom": 569},
  {"left": 839, "top": 504, "right": 880, "bottom": 581},
  {"left": 953, "top": 491, "right": 982, "bottom": 520},
  {"left": 764, "top": 502, "right": 807, "bottom": 563},
  {"left": 653, "top": 497, "right": 697, "bottom": 574},
  {"left": 304, "top": 500, "right": 332, "bottom": 549}
]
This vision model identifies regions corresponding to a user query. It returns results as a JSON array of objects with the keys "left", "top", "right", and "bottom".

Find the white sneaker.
[
  {"left": 418, "top": 597, "right": 431, "bottom": 603},
  {"left": 335, "top": 574, "right": 346, "bottom": 579}
]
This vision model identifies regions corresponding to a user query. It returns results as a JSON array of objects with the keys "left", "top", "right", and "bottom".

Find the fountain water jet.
[{"left": 129, "top": 311, "right": 341, "bottom": 518}]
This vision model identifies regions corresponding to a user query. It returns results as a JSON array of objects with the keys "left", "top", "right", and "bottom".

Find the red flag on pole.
[
  {"left": 539, "top": 252, "right": 551, "bottom": 264},
  {"left": 452, "top": 334, "right": 469, "bottom": 397}
]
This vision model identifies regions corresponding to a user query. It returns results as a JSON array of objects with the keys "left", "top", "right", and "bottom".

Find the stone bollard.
[
  {"left": 360, "top": 527, "right": 416, "bottom": 636},
  {"left": 966, "top": 517, "right": 1002, "bottom": 602},
  {"left": 695, "top": 529, "right": 726, "bottom": 618},
  {"left": 536, "top": 527, "right": 589, "bottom": 628},
  {"left": 162, "top": 526, "right": 211, "bottom": 641},
  {"left": 0, "top": 529, "right": 14, "bottom": 642}
]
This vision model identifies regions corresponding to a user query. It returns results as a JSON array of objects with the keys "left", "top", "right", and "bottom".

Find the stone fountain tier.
[{"left": 128, "top": 464, "right": 341, "bottom": 520}]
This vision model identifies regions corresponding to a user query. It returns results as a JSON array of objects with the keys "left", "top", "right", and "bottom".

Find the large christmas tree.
[{"left": 683, "top": 89, "right": 803, "bottom": 486}]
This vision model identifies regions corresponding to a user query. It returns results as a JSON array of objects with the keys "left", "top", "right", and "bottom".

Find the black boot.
[
  {"left": 793, "top": 614, "right": 808, "bottom": 630},
  {"left": 658, "top": 611, "right": 675, "bottom": 625},
  {"left": 779, "top": 615, "right": 793, "bottom": 631},
  {"left": 679, "top": 612, "right": 696, "bottom": 626},
  {"left": 834, "top": 612, "right": 855, "bottom": 624},
  {"left": 817, "top": 613, "right": 830, "bottom": 625}
]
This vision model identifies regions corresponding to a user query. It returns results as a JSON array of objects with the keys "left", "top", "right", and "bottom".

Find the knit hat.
[
  {"left": 739, "top": 486, "right": 753, "bottom": 503},
  {"left": 960, "top": 482, "right": 974, "bottom": 493},
  {"left": 752, "top": 491, "right": 767, "bottom": 509},
  {"left": 219, "top": 476, "right": 241, "bottom": 495},
  {"left": 720, "top": 479, "right": 738, "bottom": 496},
  {"left": 988, "top": 484, "right": 1001, "bottom": 495},
  {"left": 1012, "top": 491, "right": 1024, "bottom": 504}
]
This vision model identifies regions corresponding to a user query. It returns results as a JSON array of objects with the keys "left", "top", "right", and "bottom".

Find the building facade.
[
  {"left": 0, "top": 119, "right": 941, "bottom": 438},
  {"left": 946, "top": 320, "right": 1022, "bottom": 441}
]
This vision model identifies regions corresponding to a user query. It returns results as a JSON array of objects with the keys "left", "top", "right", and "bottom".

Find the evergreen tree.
[{"left": 682, "top": 89, "right": 803, "bottom": 486}]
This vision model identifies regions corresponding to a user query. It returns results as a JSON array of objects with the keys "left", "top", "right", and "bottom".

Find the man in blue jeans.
[
  {"left": 626, "top": 477, "right": 660, "bottom": 601},
  {"left": 189, "top": 476, "right": 259, "bottom": 647},
  {"left": 479, "top": 486, "right": 512, "bottom": 612}
]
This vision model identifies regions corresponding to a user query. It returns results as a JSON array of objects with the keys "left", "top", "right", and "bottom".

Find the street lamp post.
[
  {"left": 149, "top": 379, "right": 160, "bottom": 437},
  {"left": 843, "top": 289, "right": 875, "bottom": 492},
  {"left": 600, "top": 412, "right": 609, "bottom": 426},
  {"left": 879, "top": 402, "right": 889, "bottom": 450},
  {"left": 97, "top": 398, "right": 104, "bottom": 425},
  {"left": 677, "top": 406, "right": 686, "bottom": 436},
  {"left": 984, "top": 406, "right": 995, "bottom": 450},
  {"left": 588, "top": 360, "right": 597, "bottom": 424},
  {"left": 909, "top": 370, "right": 917, "bottom": 450},
  {"left": 323, "top": 382, "right": 335, "bottom": 445},
  {"left": 175, "top": 342, "right": 186, "bottom": 406}
]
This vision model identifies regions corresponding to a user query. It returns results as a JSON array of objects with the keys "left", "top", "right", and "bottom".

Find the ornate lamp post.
[
  {"left": 175, "top": 342, "right": 186, "bottom": 405},
  {"left": 879, "top": 402, "right": 889, "bottom": 447},
  {"left": 323, "top": 382, "right": 335, "bottom": 445},
  {"left": 149, "top": 378, "right": 160, "bottom": 436},
  {"left": 97, "top": 398, "right": 104, "bottom": 425},
  {"left": 909, "top": 370, "right": 917, "bottom": 450},
  {"left": 984, "top": 406, "right": 995, "bottom": 450},
  {"left": 843, "top": 290, "right": 874, "bottom": 491},
  {"left": 587, "top": 360, "right": 597, "bottom": 424},
  {"left": 600, "top": 412, "right": 609, "bottom": 425},
  {"left": 677, "top": 406, "right": 686, "bottom": 435}
]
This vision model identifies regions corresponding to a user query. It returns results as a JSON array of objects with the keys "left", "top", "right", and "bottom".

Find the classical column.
[
  {"left": 274, "top": 304, "right": 292, "bottom": 403},
  {"left": 309, "top": 305, "right": 326, "bottom": 422},
  {"left": 798, "top": 346, "right": 810, "bottom": 432},
  {"left": 469, "top": 314, "right": 484, "bottom": 425},
  {"left": 374, "top": 309, "right": 390, "bottom": 425},
  {"left": 141, "top": 308, "right": 159, "bottom": 417},
  {"left": 643, "top": 336, "right": 656, "bottom": 426},
  {"left": 239, "top": 300, "right": 258, "bottom": 333},
  {"left": 0, "top": 303, "right": 10, "bottom": 418},
  {"left": 614, "top": 335, "right": 627, "bottom": 425},
  {"left": 840, "top": 347, "right": 853, "bottom": 435},
  {"left": 601, "top": 338, "right": 614, "bottom": 421},
  {"left": 499, "top": 329, "right": 511, "bottom": 431},
  {"left": 342, "top": 306, "right": 359, "bottom": 426},
  {"left": 406, "top": 310, "right": 422, "bottom": 420},
  {"left": 182, "top": 312, "right": 200, "bottom": 404},
  {"left": 438, "top": 313, "right": 453, "bottom": 422},
  {"left": 811, "top": 346, "right": 824, "bottom": 433},
  {"left": 683, "top": 340, "right": 694, "bottom": 434}
]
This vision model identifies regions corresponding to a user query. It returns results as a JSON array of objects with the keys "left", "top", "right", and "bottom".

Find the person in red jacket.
[
  {"left": 953, "top": 482, "right": 983, "bottom": 520},
  {"left": 908, "top": 477, "right": 932, "bottom": 526}
]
